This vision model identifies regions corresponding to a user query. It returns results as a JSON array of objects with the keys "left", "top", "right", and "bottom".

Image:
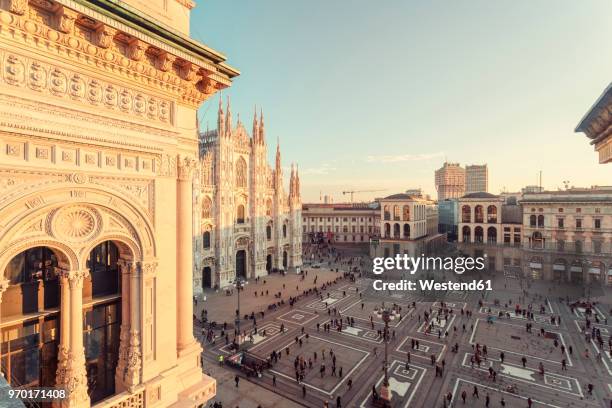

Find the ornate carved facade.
[
  {"left": 194, "top": 100, "right": 302, "bottom": 290},
  {"left": 0, "top": 0, "right": 237, "bottom": 407}
]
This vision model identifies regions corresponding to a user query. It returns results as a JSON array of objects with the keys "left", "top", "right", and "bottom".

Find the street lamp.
[{"left": 374, "top": 305, "right": 396, "bottom": 406}]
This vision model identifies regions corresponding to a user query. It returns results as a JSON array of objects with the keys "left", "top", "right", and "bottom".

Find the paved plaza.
[{"left": 197, "top": 255, "right": 612, "bottom": 408}]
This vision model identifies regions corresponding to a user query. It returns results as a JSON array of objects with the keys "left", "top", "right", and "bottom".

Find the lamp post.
[{"left": 375, "top": 306, "right": 395, "bottom": 406}]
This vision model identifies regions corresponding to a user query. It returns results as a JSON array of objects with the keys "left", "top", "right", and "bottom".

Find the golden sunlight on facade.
[
  {"left": 0, "top": 0, "right": 237, "bottom": 407},
  {"left": 576, "top": 83, "right": 612, "bottom": 164}
]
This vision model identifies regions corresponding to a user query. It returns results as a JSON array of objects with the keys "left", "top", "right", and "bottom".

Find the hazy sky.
[{"left": 191, "top": 1, "right": 612, "bottom": 202}]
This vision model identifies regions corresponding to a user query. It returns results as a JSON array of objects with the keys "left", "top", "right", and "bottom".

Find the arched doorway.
[
  {"left": 266, "top": 255, "right": 272, "bottom": 273},
  {"left": 203, "top": 266, "right": 212, "bottom": 289},
  {"left": 282, "top": 251, "right": 288, "bottom": 270},
  {"left": 236, "top": 250, "right": 246, "bottom": 279},
  {"left": 462, "top": 226, "right": 471, "bottom": 243}
]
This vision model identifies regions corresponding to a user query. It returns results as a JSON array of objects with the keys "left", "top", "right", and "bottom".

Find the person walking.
[
  {"left": 302, "top": 384, "right": 306, "bottom": 398},
  {"left": 234, "top": 375, "right": 239, "bottom": 388}
]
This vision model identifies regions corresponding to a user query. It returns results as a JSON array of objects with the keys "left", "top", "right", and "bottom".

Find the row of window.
[
  {"left": 531, "top": 207, "right": 602, "bottom": 214},
  {"left": 305, "top": 225, "right": 375, "bottom": 234},
  {"left": 529, "top": 215, "right": 602, "bottom": 229},
  {"left": 460, "top": 205, "right": 498, "bottom": 223},
  {"left": 202, "top": 224, "right": 289, "bottom": 250},
  {"left": 304, "top": 216, "right": 374, "bottom": 223}
]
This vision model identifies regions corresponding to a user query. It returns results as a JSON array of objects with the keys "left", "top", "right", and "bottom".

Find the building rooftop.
[{"left": 461, "top": 192, "right": 499, "bottom": 199}]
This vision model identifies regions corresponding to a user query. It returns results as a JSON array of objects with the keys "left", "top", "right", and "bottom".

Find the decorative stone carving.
[
  {"left": 127, "top": 38, "right": 146, "bottom": 61},
  {"left": 28, "top": 62, "right": 47, "bottom": 91},
  {"left": 155, "top": 51, "right": 176, "bottom": 72},
  {"left": 180, "top": 61, "right": 199, "bottom": 82},
  {"left": 55, "top": 345, "right": 69, "bottom": 388},
  {"left": 55, "top": 6, "right": 78, "bottom": 34},
  {"left": 64, "top": 350, "right": 89, "bottom": 405},
  {"left": 35, "top": 147, "right": 49, "bottom": 159},
  {"left": 52, "top": 206, "right": 99, "bottom": 243},
  {"left": 6, "top": 143, "right": 21, "bottom": 157},
  {"left": 177, "top": 155, "right": 197, "bottom": 180},
  {"left": 5, "top": 55, "right": 25, "bottom": 85},
  {"left": 157, "top": 154, "right": 177, "bottom": 177},
  {"left": 8, "top": 0, "right": 28, "bottom": 15},
  {"left": 94, "top": 25, "right": 116, "bottom": 49},
  {"left": 125, "top": 329, "right": 142, "bottom": 389},
  {"left": 140, "top": 261, "right": 158, "bottom": 277},
  {"left": 49, "top": 68, "right": 67, "bottom": 95}
]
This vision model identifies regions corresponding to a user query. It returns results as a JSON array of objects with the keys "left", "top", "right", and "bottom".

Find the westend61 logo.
[{"left": 371, "top": 254, "right": 492, "bottom": 292}]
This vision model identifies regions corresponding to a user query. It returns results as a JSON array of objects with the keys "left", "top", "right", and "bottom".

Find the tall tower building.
[
  {"left": 465, "top": 164, "right": 488, "bottom": 194},
  {"left": 435, "top": 162, "right": 466, "bottom": 200}
]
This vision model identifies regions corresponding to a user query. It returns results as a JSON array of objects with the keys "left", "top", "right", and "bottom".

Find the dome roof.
[{"left": 462, "top": 192, "right": 499, "bottom": 199}]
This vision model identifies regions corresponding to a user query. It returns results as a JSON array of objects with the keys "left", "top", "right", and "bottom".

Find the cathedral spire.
[
  {"left": 217, "top": 96, "right": 225, "bottom": 138},
  {"left": 252, "top": 105, "right": 259, "bottom": 144},
  {"left": 275, "top": 137, "right": 281, "bottom": 172},
  {"left": 225, "top": 96, "right": 232, "bottom": 137},
  {"left": 259, "top": 108, "right": 265, "bottom": 145}
]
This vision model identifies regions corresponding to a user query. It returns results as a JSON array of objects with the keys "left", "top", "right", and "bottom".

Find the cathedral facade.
[{"left": 193, "top": 99, "right": 302, "bottom": 291}]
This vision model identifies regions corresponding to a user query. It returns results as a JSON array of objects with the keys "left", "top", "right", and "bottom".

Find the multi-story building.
[
  {"left": 457, "top": 188, "right": 612, "bottom": 285},
  {"left": 576, "top": 84, "right": 612, "bottom": 164},
  {"left": 194, "top": 101, "right": 302, "bottom": 290},
  {"left": 302, "top": 202, "right": 380, "bottom": 244},
  {"left": 0, "top": 0, "right": 237, "bottom": 406},
  {"left": 465, "top": 164, "right": 488, "bottom": 194},
  {"left": 521, "top": 188, "right": 612, "bottom": 284},
  {"left": 435, "top": 162, "right": 466, "bottom": 200},
  {"left": 373, "top": 194, "right": 445, "bottom": 258}
]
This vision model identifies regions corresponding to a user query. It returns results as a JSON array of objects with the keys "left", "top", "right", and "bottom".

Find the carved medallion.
[{"left": 52, "top": 206, "right": 100, "bottom": 242}]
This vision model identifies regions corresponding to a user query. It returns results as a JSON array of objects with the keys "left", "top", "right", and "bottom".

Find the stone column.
[
  {"left": 0, "top": 279, "right": 8, "bottom": 378},
  {"left": 115, "top": 260, "right": 131, "bottom": 391},
  {"left": 54, "top": 272, "right": 70, "bottom": 389},
  {"left": 177, "top": 155, "right": 197, "bottom": 354},
  {"left": 124, "top": 262, "right": 142, "bottom": 390},
  {"left": 65, "top": 270, "right": 89, "bottom": 408}
]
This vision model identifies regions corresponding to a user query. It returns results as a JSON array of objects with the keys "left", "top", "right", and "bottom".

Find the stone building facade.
[
  {"left": 302, "top": 202, "right": 380, "bottom": 244},
  {"left": 0, "top": 0, "right": 237, "bottom": 406},
  {"left": 457, "top": 188, "right": 612, "bottom": 285},
  {"left": 372, "top": 193, "right": 445, "bottom": 258},
  {"left": 193, "top": 101, "right": 302, "bottom": 290}
]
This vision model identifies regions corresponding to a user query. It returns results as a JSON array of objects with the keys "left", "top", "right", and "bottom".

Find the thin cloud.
[
  {"left": 366, "top": 152, "right": 445, "bottom": 163},
  {"left": 300, "top": 163, "right": 337, "bottom": 175}
]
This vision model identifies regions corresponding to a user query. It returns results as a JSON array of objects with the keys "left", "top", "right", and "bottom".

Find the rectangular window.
[
  {"left": 558, "top": 218, "right": 564, "bottom": 228},
  {"left": 594, "top": 219, "right": 601, "bottom": 229},
  {"left": 576, "top": 219, "right": 582, "bottom": 229}
]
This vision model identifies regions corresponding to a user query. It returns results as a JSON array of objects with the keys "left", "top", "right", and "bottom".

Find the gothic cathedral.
[{"left": 193, "top": 98, "right": 303, "bottom": 291}]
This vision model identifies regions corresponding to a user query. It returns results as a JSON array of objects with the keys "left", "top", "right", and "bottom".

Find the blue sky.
[{"left": 191, "top": 1, "right": 612, "bottom": 202}]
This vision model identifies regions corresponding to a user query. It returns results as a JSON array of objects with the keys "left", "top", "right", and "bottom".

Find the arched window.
[
  {"left": 383, "top": 206, "right": 390, "bottom": 221},
  {"left": 236, "top": 204, "right": 245, "bottom": 224},
  {"left": 266, "top": 224, "right": 272, "bottom": 240},
  {"left": 235, "top": 157, "right": 247, "bottom": 188},
  {"left": 393, "top": 206, "right": 400, "bottom": 221},
  {"left": 384, "top": 223, "right": 391, "bottom": 237},
  {"left": 487, "top": 205, "right": 497, "bottom": 223},
  {"left": 403, "top": 206, "right": 410, "bottom": 221},
  {"left": 474, "top": 226, "right": 484, "bottom": 243},
  {"left": 461, "top": 205, "right": 471, "bottom": 223},
  {"left": 202, "top": 196, "right": 212, "bottom": 219},
  {"left": 529, "top": 215, "right": 537, "bottom": 227},
  {"left": 537, "top": 215, "right": 544, "bottom": 228},
  {"left": 474, "top": 205, "right": 484, "bottom": 223},
  {"left": 203, "top": 231, "right": 211, "bottom": 249},
  {"left": 487, "top": 227, "right": 497, "bottom": 244},
  {"left": 266, "top": 199, "right": 272, "bottom": 217},
  {"left": 283, "top": 224, "right": 287, "bottom": 238},
  {"left": 403, "top": 224, "right": 410, "bottom": 238},
  {"left": 393, "top": 223, "right": 400, "bottom": 238},
  {"left": 462, "top": 226, "right": 471, "bottom": 242}
]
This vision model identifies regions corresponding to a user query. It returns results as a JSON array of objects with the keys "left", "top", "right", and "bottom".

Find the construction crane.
[{"left": 342, "top": 189, "right": 386, "bottom": 203}]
